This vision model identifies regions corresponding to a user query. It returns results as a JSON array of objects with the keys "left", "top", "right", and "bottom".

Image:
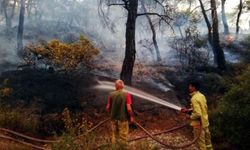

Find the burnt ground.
[{"left": 0, "top": 68, "right": 195, "bottom": 149}]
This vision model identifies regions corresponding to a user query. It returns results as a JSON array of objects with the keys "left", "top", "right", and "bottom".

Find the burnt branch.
[
  {"left": 106, "top": 0, "right": 128, "bottom": 10},
  {"left": 107, "top": 3, "right": 125, "bottom": 6},
  {"left": 137, "top": 13, "right": 171, "bottom": 20},
  {"left": 98, "top": 0, "right": 116, "bottom": 33},
  {"left": 153, "top": 0, "right": 166, "bottom": 9},
  {"left": 205, "top": 8, "right": 212, "bottom": 12}
]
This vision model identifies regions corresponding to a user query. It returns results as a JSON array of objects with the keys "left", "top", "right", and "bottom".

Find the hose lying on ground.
[
  {"left": 135, "top": 121, "right": 202, "bottom": 149},
  {"left": 0, "top": 119, "right": 112, "bottom": 150},
  {"left": 0, "top": 128, "right": 57, "bottom": 143},
  {"left": 128, "top": 123, "right": 188, "bottom": 142},
  {"left": 93, "top": 119, "right": 201, "bottom": 149},
  {"left": 0, "top": 134, "right": 48, "bottom": 150},
  {"left": 0, "top": 118, "right": 201, "bottom": 150}
]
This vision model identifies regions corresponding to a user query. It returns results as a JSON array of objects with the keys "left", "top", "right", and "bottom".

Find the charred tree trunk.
[
  {"left": 141, "top": 1, "right": 161, "bottom": 62},
  {"left": 17, "top": 0, "right": 25, "bottom": 54},
  {"left": 120, "top": 0, "right": 138, "bottom": 85},
  {"left": 221, "top": 0, "right": 229, "bottom": 34},
  {"left": 198, "top": 0, "right": 212, "bottom": 45},
  {"left": 236, "top": 0, "right": 243, "bottom": 35},
  {"left": 211, "top": 0, "right": 226, "bottom": 70}
]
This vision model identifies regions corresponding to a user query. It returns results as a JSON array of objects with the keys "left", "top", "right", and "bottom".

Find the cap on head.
[{"left": 115, "top": 79, "right": 124, "bottom": 90}]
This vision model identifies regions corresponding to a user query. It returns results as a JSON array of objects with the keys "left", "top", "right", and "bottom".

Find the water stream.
[{"left": 94, "top": 80, "right": 181, "bottom": 111}]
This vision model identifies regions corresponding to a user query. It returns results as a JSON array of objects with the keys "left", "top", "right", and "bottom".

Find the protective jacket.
[{"left": 190, "top": 91, "right": 209, "bottom": 128}]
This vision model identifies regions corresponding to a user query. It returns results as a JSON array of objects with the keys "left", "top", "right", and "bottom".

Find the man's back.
[{"left": 109, "top": 90, "right": 129, "bottom": 121}]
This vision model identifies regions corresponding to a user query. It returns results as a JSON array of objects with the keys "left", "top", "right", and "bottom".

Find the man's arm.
[
  {"left": 127, "top": 104, "right": 135, "bottom": 123},
  {"left": 106, "top": 96, "right": 111, "bottom": 113},
  {"left": 181, "top": 107, "right": 192, "bottom": 114},
  {"left": 126, "top": 93, "right": 135, "bottom": 123}
]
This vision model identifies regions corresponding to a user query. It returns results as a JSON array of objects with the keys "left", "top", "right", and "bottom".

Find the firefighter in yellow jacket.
[{"left": 181, "top": 81, "right": 213, "bottom": 150}]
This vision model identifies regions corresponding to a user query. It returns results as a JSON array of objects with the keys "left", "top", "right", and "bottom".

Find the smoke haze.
[{"left": 0, "top": 0, "right": 249, "bottom": 72}]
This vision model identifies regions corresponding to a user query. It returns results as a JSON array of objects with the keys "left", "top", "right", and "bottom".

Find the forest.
[{"left": 0, "top": 0, "right": 250, "bottom": 149}]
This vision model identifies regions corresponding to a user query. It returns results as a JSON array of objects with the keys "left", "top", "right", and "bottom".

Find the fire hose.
[
  {"left": 92, "top": 118, "right": 202, "bottom": 149},
  {"left": 0, "top": 127, "right": 57, "bottom": 150},
  {"left": 134, "top": 121, "right": 201, "bottom": 149},
  {"left": 0, "top": 118, "right": 112, "bottom": 149},
  {"left": 0, "top": 118, "right": 201, "bottom": 150},
  {"left": 128, "top": 123, "right": 188, "bottom": 142},
  {"left": 0, "top": 128, "right": 57, "bottom": 143},
  {"left": 0, "top": 134, "right": 48, "bottom": 150}
]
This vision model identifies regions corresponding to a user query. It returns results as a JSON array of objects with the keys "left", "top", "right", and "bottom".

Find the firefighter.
[
  {"left": 181, "top": 81, "right": 213, "bottom": 150},
  {"left": 106, "top": 79, "right": 135, "bottom": 148}
]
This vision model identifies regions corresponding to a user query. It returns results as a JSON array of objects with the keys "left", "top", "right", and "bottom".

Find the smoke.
[
  {"left": 0, "top": 31, "right": 20, "bottom": 71},
  {"left": 0, "top": 0, "right": 175, "bottom": 69},
  {"left": 0, "top": 0, "right": 248, "bottom": 72}
]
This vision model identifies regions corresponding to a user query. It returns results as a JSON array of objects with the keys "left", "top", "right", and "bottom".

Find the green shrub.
[
  {"left": 202, "top": 73, "right": 232, "bottom": 94},
  {"left": 241, "top": 34, "right": 250, "bottom": 48},
  {"left": 52, "top": 108, "right": 96, "bottom": 150},
  {"left": 0, "top": 106, "right": 40, "bottom": 133},
  {"left": 25, "top": 35, "right": 99, "bottom": 71},
  {"left": 0, "top": 87, "right": 13, "bottom": 98},
  {"left": 212, "top": 67, "right": 250, "bottom": 149},
  {"left": 239, "top": 35, "right": 250, "bottom": 63}
]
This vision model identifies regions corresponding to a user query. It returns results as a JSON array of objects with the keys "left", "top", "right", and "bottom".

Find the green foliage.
[
  {"left": 25, "top": 35, "right": 99, "bottom": 71},
  {"left": 193, "top": 37, "right": 207, "bottom": 48},
  {"left": 0, "top": 105, "right": 40, "bottom": 133},
  {"left": 0, "top": 79, "right": 13, "bottom": 98},
  {"left": 171, "top": 28, "right": 209, "bottom": 72},
  {"left": 211, "top": 67, "right": 250, "bottom": 149},
  {"left": 240, "top": 35, "right": 250, "bottom": 63},
  {"left": 241, "top": 34, "right": 250, "bottom": 48},
  {"left": 52, "top": 108, "right": 96, "bottom": 150},
  {"left": 0, "top": 87, "right": 13, "bottom": 98},
  {"left": 202, "top": 73, "right": 232, "bottom": 94}
]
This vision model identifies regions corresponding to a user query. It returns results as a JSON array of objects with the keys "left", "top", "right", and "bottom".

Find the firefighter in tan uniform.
[
  {"left": 106, "top": 80, "right": 135, "bottom": 148},
  {"left": 182, "top": 81, "right": 213, "bottom": 150}
]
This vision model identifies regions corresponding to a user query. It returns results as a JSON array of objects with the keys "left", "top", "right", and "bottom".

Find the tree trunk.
[
  {"left": 221, "top": 0, "right": 229, "bottom": 34},
  {"left": 3, "top": 0, "right": 17, "bottom": 33},
  {"left": 211, "top": 0, "right": 226, "bottom": 70},
  {"left": 236, "top": 0, "right": 243, "bottom": 35},
  {"left": 17, "top": 0, "right": 25, "bottom": 54},
  {"left": 3, "top": 0, "right": 12, "bottom": 32},
  {"left": 198, "top": 0, "right": 212, "bottom": 45},
  {"left": 188, "top": 0, "right": 192, "bottom": 10},
  {"left": 26, "top": 0, "right": 32, "bottom": 19},
  {"left": 141, "top": 1, "right": 161, "bottom": 62},
  {"left": 120, "top": 0, "right": 138, "bottom": 85}
]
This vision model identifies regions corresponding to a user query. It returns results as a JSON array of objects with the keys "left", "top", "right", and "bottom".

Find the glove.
[{"left": 181, "top": 108, "right": 189, "bottom": 113}]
